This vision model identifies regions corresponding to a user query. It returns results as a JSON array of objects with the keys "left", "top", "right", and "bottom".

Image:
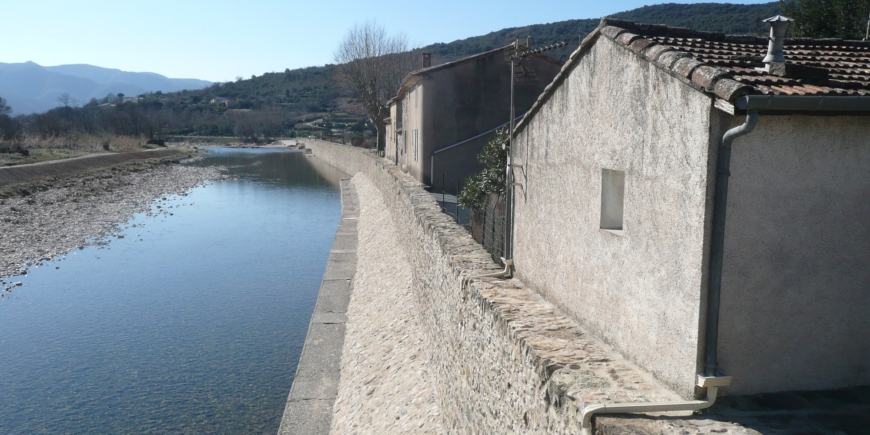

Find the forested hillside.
[
  {"left": 424, "top": 2, "right": 781, "bottom": 64},
  {"left": 2, "top": 2, "right": 783, "bottom": 146}
]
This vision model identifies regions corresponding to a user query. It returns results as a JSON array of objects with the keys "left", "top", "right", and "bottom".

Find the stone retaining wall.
[{"left": 307, "top": 141, "right": 681, "bottom": 434}]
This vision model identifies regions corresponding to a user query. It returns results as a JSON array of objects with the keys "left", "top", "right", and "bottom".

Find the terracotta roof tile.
[{"left": 600, "top": 18, "right": 870, "bottom": 101}]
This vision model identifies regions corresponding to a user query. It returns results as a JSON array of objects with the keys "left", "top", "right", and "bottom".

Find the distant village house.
[{"left": 385, "top": 47, "right": 562, "bottom": 193}]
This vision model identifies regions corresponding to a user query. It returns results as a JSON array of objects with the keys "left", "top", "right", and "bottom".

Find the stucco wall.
[
  {"left": 716, "top": 114, "right": 870, "bottom": 394},
  {"left": 306, "top": 140, "right": 681, "bottom": 433},
  {"left": 511, "top": 36, "right": 717, "bottom": 397}
]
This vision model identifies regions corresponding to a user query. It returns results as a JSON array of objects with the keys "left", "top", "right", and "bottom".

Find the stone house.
[
  {"left": 510, "top": 17, "right": 870, "bottom": 399},
  {"left": 385, "top": 47, "right": 562, "bottom": 193}
]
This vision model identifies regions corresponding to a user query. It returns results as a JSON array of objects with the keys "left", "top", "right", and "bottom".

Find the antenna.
[{"left": 865, "top": 11, "right": 869, "bottom": 41}]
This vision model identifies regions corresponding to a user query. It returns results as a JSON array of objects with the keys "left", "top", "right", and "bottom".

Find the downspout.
[
  {"left": 458, "top": 258, "right": 513, "bottom": 293},
  {"left": 579, "top": 110, "right": 758, "bottom": 434},
  {"left": 704, "top": 109, "right": 759, "bottom": 376}
]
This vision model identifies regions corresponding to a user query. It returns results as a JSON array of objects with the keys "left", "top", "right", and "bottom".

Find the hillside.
[
  {"left": 6, "top": 2, "right": 783, "bottom": 144},
  {"left": 423, "top": 2, "right": 781, "bottom": 64},
  {"left": 178, "top": 1, "right": 781, "bottom": 118},
  {"left": 0, "top": 62, "right": 211, "bottom": 115}
]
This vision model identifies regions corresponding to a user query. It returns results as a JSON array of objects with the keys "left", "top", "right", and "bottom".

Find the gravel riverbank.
[
  {"left": 0, "top": 154, "right": 227, "bottom": 290},
  {"left": 330, "top": 174, "right": 444, "bottom": 434}
]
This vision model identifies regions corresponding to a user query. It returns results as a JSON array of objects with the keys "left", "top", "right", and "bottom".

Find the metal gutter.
[{"left": 736, "top": 95, "right": 870, "bottom": 112}]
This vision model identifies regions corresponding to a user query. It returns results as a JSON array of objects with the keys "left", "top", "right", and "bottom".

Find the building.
[
  {"left": 510, "top": 17, "right": 870, "bottom": 398},
  {"left": 385, "top": 47, "right": 563, "bottom": 193}
]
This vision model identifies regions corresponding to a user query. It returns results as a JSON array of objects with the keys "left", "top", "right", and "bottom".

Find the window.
[{"left": 600, "top": 169, "right": 625, "bottom": 232}]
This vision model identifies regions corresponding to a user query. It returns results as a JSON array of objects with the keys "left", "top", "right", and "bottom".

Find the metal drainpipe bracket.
[{"left": 697, "top": 374, "right": 732, "bottom": 388}]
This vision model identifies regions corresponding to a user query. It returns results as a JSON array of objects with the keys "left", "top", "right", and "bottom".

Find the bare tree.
[
  {"left": 333, "top": 20, "right": 418, "bottom": 151},
  {"left": 0, "top": 96, "right": 11, "bottom": 116},
  {"left": 57, "top": 92, "right": 72, "bottom": 107}
]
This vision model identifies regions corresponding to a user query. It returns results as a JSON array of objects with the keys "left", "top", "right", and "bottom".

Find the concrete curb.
[
  {"left": 0, "top": 148, "right": 185, "bottom": 188},
  {"left": 278, "top": 178, "right": 359, "bottom": 435}
]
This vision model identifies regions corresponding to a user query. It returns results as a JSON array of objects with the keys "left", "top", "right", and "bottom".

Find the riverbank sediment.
[{"left": 0, "top": 150, "right": 227, "bottom": 287}]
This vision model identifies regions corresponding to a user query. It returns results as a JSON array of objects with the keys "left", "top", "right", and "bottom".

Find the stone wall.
[{"left": 307, "top": 140, "right": 680, "bottom": 434}]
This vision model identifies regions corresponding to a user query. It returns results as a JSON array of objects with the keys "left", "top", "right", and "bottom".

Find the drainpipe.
[
  {"left": 458, "top": 258, "right": 513, "bottom": 293},
  {"left": 704, "top": 109, "right": 759, "bottom": 376},
  {"left": 578, "top": 110, "right": 758, "bottom": 433},
  {"left": 580, "top": 375, "right": 732, "bottom": 434}
]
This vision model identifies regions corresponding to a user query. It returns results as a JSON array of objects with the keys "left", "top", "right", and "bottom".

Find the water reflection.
[{"left": 0, "top": 148, "right": 347, "bottom": 434}]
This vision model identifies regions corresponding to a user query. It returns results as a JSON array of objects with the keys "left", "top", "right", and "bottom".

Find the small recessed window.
[{"left": 600, "top": 169, "right": 625, "bottom": 232}]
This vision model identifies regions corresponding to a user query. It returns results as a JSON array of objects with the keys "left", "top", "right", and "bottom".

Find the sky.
[{"left": 1, "top": 0, "right": 772, "bottom": 83}]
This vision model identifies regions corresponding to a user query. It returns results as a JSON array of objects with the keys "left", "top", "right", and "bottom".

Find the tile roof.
[
  {"left": 514, "top": 18, "right": 870, "bottom": 135},
  {"left": 601, "top": 18, "right": 870, "bottom": 100}
]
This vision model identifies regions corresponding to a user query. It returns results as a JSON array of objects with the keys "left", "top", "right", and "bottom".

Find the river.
[{"left": 0, "top": 148, "right": 347, "bottom": 434}]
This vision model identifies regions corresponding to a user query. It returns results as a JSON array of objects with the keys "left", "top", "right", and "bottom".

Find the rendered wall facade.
[
  {"left": 715, "top": 113, "right": 870, "bottom": 394},
  {"left": 511, "top": 36, "right": 717, "bottom": 398}
]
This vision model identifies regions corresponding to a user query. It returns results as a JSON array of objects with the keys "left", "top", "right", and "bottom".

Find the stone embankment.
[
  {"left": 0, "top": 149, "right": 226, "bottom": 288},
  {"left": 306, "top": 140, "right": 764, "bottom": 435}
]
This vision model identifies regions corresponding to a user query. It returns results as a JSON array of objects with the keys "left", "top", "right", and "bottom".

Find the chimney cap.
[{"left": 763, "top": 15, "right": 794, "bottom": 23}]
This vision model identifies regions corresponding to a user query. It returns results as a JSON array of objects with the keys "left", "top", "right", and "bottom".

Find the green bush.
[{"left": 458, "top": 128, "right": 507, "bottom": 214}]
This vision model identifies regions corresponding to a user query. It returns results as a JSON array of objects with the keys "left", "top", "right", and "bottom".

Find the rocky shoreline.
[{"left": 0, "top": 152, "right": 228, "bottom": 293}]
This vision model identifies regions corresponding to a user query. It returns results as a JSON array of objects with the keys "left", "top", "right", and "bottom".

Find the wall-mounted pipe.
[
  {"left": 580, "top": 375, "right": 731, "bottom": 434},
  {"left": 458, "top": 258, "right": 513, "bottom": 293},
  {"left": 704, "top": 109, "right": 759, "bottom": 376}
]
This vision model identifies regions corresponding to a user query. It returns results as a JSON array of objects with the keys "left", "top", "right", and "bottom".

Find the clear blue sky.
[{"left": 1, "top": 0, "right": 771, "bottom": 83}]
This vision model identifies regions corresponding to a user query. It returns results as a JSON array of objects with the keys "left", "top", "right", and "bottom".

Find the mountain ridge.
[{"left": 0, "top": 62, "right": 212, "bottom": 115}]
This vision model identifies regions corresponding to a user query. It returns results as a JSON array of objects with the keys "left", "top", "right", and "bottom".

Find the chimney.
[
  {"left": 758, "top": 15, "right": 793, "bottom": 74},
  {"left": 422, "top": 53, "right": 431, "bottom": 68}
]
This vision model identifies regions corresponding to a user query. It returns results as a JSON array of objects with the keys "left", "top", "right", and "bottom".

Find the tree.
[
  {"left": 0, "top": 96, "right": 11, "bottom": 116},
  {"left": 333, "top": 20, "right": 418, "bottom": 151},
  {"left": 458, "top": 128, "right": 508, "bottom": 214},
  {"left": 781, "top": 0, "right": 870, "bottom": 39},
  {"left": 57, "top": 92, "right": 72, "bottom": 107}
]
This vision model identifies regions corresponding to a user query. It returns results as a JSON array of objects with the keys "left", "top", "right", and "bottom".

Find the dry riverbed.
[{"left": 0, "top": 153, "right": 227, "bottom": 294}]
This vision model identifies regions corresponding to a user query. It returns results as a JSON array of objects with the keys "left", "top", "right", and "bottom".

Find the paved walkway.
[
  {"left": 278, "top": 178, "right": 359, "bottom": 434},
  {"left": 329, "top": 174, "right": 444, "bottom": 434}
]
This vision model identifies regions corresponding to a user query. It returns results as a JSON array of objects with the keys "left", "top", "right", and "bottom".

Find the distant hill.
[
  {"left": 158, "top": 1, "right": 782, "bottom": 123},
  {"left": 422, "top": 2, "right": 781, "bottom": 64},
  {"left": 0, "top": 62, "right": 211, "bottom": 115}
]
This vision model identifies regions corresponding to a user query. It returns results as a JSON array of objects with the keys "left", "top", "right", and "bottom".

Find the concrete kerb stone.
[{"left": 278, "top": 178, "right": 358, "bottom": 435}]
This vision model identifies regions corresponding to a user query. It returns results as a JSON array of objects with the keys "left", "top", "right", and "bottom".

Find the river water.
[{"left": 0, "top": 148, "right": 347, "bottom": 434}]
